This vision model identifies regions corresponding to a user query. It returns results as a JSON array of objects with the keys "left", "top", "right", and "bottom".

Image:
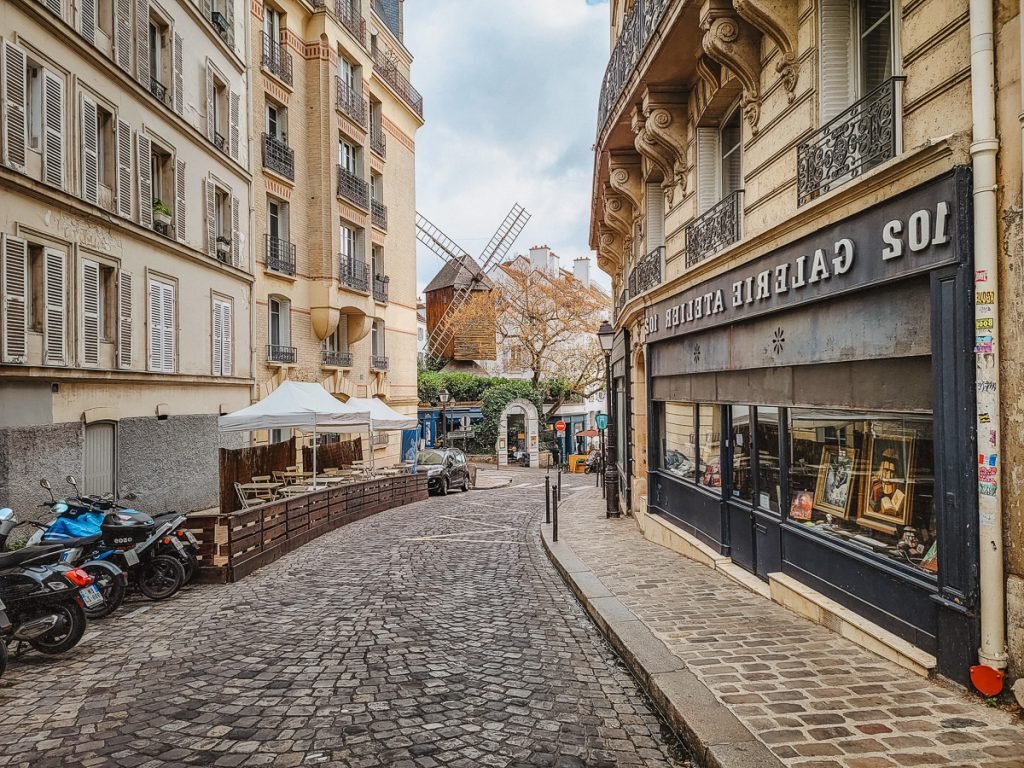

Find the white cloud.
[{"left": 404, "top": 1, "right": 611, "bottom": 296}]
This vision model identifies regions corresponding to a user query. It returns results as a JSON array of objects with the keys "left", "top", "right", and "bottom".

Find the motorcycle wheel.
[
  {"left": 137, "top": 555, "right": 185, "bottom": 601},
  {"left": 82, "top": 565, "right": 125, "bottom": 620},
  {"left": 28, "top": 601, "right": 87, "bottom": 655}
]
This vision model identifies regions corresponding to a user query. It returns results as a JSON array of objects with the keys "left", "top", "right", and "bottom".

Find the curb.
[{"left": 541, "top": 523, "right": 784, "bottom": 768}]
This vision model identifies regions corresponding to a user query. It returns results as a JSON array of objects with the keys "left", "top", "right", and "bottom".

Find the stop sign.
[{"left": 555, "top": 420, "right": 566, "bottom": 433}]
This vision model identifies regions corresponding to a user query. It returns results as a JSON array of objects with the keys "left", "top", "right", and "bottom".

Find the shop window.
[
  {"left": 658, "top": 401, "right": 696, "bottom": 482},
  {"left": 731, "top": 405, "right": 752, "bottom": 503},
  {"left": 788, "top": 409, "right": 936, "bottom": 575},
  {"left": 756, "top": 406, "right": 781, "bottom": 513},
  {"left": 698, "top": 404, "right": 722, "bottom": 488}
]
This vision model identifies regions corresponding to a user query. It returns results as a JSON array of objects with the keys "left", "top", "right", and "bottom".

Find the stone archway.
[{"left": 497, "top": 398, "right": 539, "bottom": 468}]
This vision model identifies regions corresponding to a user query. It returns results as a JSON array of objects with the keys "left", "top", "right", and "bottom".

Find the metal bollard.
[
  {"left": 552, "top": 485, "right": 559, "bottom": 542},
  {"left": 544, "top": 475, "right": 551, "bottom": 525}
]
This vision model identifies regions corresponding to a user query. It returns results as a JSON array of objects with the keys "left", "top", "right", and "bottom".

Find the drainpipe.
[{"left": 969, "top": 0, "right": 1007, "bottom": 673}]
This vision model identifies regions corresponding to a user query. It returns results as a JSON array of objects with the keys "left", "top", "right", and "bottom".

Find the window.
[
  {"left": 323, "top": 317, "right": 348, "bottom": 354},
  {"left": 26, "top": 60, "right": 42, "bottom": 151},
  {"left": 150, "top": 144, "right": 173, "bottom": 215},
  {"left": 339, "top": 56, "right": 356, "bottom": 89},
  {"left": 371, "top": 319, "right": 384, "bottom": 357},
  {"left": 820, "top": 0, "right": 897, "bottom": 122},
  {"left": 97, "top": 0, "right": 113, "bottom": 36},
  {"left": 98, "top": 263, "right": 115, "bottom": 342},
  {"left": 695, "top": 105, "right": 742, "bottom": 216},
  {"left": 698, "top": 404, "right": 723, "bottom": 488},
  {"left": 371, "top": 173, "right": 383, "bottom": 202},
  {"left": 858, "top": 0, "right": 893, "bottom": 94},
  {"left": 339, "top": 139, "right": 357, "bottom": 173},
  {"left": 27, "top": 245, "right": 44, "bottom": 333},
  {"left": 756, "top": 406, "right": 781, "bottom": 513},
  {"left": 214, "top": 186, "right": 230, "bottom": 258},
  {"left": 731, "top": 405, "right": 752, "bottom": 503},
  {"left": 270, "top": 428, "right": 286, "bottom": 445},
  {"left": 658, "top": 401, "right": 696, "bottom": 482},
  {"left": 645, "top": 182, "right": 664, "bottom": 253},
  {"left": 264, "top": 5, "right": 281, "bottom": 40},
  {"left": 371, "top": 244, "right": 383, "bottom": 277},
  {"left": 147, "top": 277, "right": 175, "bottom": 373},
  {"left": 212, "top": 298, "right": 232, "bottom": 376},
  {"left": 149, "top": 16, "right": 170, "bottom": 91},
  {"left": 340, "top": 224, "right": 357, "bottom": 260},
  {"left": 268, "top": 199, "right": 288, "bottom": 241},
  {"left": 266, "top": 101, "right": 285, "bottom": 141},
  {"left": 720, "top": 109, "right": 742, "bottom": 199},
  {"left": 269, "top": 296, "right": 290, "bottom": 347},
  {"left": 96, "top": 104, "right": 114, "bottom": 189}
]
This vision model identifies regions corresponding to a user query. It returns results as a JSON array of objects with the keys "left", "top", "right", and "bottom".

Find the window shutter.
[
  {"left": 230, "top": 195, "right": 240, "bottom": 267},
  {"left": 174, "top": 158, "right": 186, "bottom": 243},
  {"left": 79, "top": 0, "right": 97, "bottom": 45},
  {"left": 114, "top": 0, "right": 132, "bottom": 74},
  {"left": 172, "top": 33, "right": 184, "bottom": 115},
  {"left": 205, "top": 65, "right": 215, "bottom": 142},
  {"left": 221, "top": 300, "right": 232, "bottom": 376},
  {"left": 229, "top": 90, "right": 240, "bottom": 160},
  {"left": 116, "top": 119, "right": 132, "bottom": 219},
  {"left": 135, "top": 0, "right": 150, "bottom": 87},
  {"left": 81, "top": 259, "right": 100, "bottom": 366},
  {"left": 161, "top": 281, "right": 174, "bottom": 373},
  {"left": 148, "top": 279, "right": 162, "bottom": 370},
  {"left": 211, "top": 300, "right": 222, "bottom": 375},
  {"left": 696, "top": 127, "right": 720, "bottom": 215},
  {"left": 43, "top": 248, "right": 66, "bottom": 366},
  {"left": 117, "top": 270, "right": 132, "bottom": 369},
  {"left": 40, "top": 0, "right": 63, "bottom": 18},
  {"left": 0, "top": 234, "right": 27, "bottom": 364},
  {"left": 645, "top": 182, "right": 665, "bottom": 251},
  {"left": 137, "top": 133, "right": 152, "bottom": 228},
  {"left": 80, "top": 94, "right": 99, "bottom": 203},
  {"left": 819, "top": 0, "right": 855, "bottom": 123},
  {"left": 1, "top": 41, "right": 28, "bottom": 171},
  {"left": 205, "top": 179, "right": 216, "bottom": 258},
  {"left": 41, "top": 70, "right": 64, "bottom": 188}
]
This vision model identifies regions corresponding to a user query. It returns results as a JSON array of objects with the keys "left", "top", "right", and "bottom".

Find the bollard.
[
  {"left": 552, "top": 485, "right": 559, "bottom": 542},
  {"left": 544, "top": 475, "right": 551, "bottom": 525}
]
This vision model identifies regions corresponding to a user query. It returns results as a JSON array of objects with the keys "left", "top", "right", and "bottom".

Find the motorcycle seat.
[
  {"left": 0, "top": 544, "right": 70, "bottom": 569},
  {"left": 41, "top": 534, "right": 103, "bottom": 549}
]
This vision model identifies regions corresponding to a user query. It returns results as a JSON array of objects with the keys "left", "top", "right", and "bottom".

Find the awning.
[
  {"left": 218, "top": 381, "right": 371, "bottom": 432},
  {"left": 331, "top": 397, "right": 417, "bottom": 432}
]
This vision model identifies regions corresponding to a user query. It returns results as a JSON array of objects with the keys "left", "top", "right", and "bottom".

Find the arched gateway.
[{"left": 497, "top": 398, "right": 539, "bottom": 468}]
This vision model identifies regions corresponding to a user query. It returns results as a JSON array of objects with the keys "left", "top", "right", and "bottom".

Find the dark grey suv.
[{"left": 417, "top": 448, "right": 470, "bottom": 495}]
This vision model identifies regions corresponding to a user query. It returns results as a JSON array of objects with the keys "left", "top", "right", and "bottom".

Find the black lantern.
[
  {"left": 438, "top": 387, "right": 450, "bottom": 448},
  {"left": 596, "top": 321, "right": 620, "bottom": 517}
]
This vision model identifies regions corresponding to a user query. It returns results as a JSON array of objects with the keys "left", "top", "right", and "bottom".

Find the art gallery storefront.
[{"left": 644, "top": 169, "right": 979, "bottom": 682}]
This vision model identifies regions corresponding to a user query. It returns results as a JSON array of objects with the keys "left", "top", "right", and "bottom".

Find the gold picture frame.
[
  {"left": 857, "top": 431, "right": 916, "bottom": 534},
  {"left": 813, "top": 446, "right": 857, "bottom": 519}
]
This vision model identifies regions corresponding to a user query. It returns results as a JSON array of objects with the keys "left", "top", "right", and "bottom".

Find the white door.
[{"left": 84, "top": 421, "right": 116, "bottom": 497}]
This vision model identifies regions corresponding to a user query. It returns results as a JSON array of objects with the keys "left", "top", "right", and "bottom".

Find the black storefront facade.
[{"left": 643, "top": 168, "right": 979, "bottom": 683}]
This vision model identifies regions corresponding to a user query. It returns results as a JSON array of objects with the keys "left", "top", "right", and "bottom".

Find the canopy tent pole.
[{"left": 312, "top": 425, "right": 318, "bottom": 485}]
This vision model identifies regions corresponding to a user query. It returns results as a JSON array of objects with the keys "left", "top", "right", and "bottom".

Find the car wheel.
[{"left": 439, "top": 478, "right": 448, "bottom": 496}]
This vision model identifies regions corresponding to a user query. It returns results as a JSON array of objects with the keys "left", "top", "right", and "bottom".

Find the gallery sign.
[{"left": 644, "top": 170, "right": 969, "bottom": 344}]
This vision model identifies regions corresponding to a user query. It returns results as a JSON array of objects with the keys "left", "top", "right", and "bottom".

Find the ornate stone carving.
[
  {"left": 631, "top": 106, "right": 677, "bottom": 202},
  {"left": 608, "top": 152, "right": 643, "bottom": 218},
  {"left": 733, "top": 0, "right": 799, "bottom": 102},
  {"left": 596, "top": 223, "right": 624, "bottom": 275},
  {"left": 643, "top": 87, "right": 690, "bottom": 201},
  {"left": 602, "top": 186, "right": 632, "bottom": 243},
  {"left": 700, "top": 1, "right": 762, "bottom": 133}
]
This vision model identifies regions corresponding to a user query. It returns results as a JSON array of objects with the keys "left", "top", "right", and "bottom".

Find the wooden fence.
[
  {"left": 219, "top": 437, "right": 297, "bottom": 514},
  {"left": 300, "top": 438, "right": 363, "bottom": 473}
]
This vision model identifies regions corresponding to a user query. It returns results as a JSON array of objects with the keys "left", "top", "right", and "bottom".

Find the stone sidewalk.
[{"left": 543, "top": 487, "right": 1024, "bottom": 768}]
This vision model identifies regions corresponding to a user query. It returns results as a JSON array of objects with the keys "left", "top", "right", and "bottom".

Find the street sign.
[
  {"left": 555, "top": 420, "right": 566, "bottom": 433},
  {"left": 596, "top": 414, "right": 608, "bottom": 430}
]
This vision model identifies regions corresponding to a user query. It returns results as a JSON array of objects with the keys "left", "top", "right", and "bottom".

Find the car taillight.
[{"left": 65, "top": 568, "right": 93, "bottom": 587}]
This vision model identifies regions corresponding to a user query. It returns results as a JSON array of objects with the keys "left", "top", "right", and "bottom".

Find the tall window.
[
  {"left": 269, "top": 296, "right": 290, "bottom": 347},
  {"left": 266, "top": 101, "right": 285, "bottom": 140},
  {"left": 371, "top": 319, "right": 384, "bottom": 357},
  {"left": 720, "top": 109, "right": 742, "bottom": 199},
  {"left": 339, "top": 139, "right": 357, "bottom": 173},
  {"left": 820, "top": 0, "right": 896, "bottom": 122},
  {"left": 371, "top": 244, "right": 383, "bottom": 277},
  {"left": 859, "top": 0, "right": 893, "bottom": 94},
  {"left": 264, "top": 5, "right": 281, "bottom": 40},
  {"left": 214, "top": 186, "right": 230, "bottom": 259},
  {"left": 268, "top": 199, "right": 287, "bottom": 241},
  {"left": 339, "top": 56, "right": 356, "bottom": 89},
  {"left": 340, "top": 224, "right": 357, "bottom": 262},
  {"left": 696, "top": 105, "right": 742, "bottom": 215}
]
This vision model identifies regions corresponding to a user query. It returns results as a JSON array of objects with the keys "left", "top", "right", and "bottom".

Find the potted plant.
[{"left": 153, "top": 200, "right": 173, "bottom": 227}]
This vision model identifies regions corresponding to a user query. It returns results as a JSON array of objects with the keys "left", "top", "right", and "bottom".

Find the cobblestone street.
[{"left": 0, "top": 471, "right": 689, "bottom": 768}]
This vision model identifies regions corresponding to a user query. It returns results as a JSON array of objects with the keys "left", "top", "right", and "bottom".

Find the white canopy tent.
[{"left": 324, "top": 397, "right": 418, "bottom": 470}]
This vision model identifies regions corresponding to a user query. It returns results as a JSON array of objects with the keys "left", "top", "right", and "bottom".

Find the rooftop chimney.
[
  {"left": 573, "top": 257, "right": 591, "bottom": 289},
  {"left": 529, "top": 245, "right": 549, "bottom": 272}
]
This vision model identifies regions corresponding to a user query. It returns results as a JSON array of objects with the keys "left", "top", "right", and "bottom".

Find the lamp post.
[
  {"left": 597, "top": 320, "right": 619, "bottom": 517},
  {"left": 439, "top": 387, "right": 450, "bottom": 448}
]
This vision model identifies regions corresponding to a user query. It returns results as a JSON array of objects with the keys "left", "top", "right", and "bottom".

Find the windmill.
[{"left": 417, "top": 204, "right": 531, "bottom": 365}]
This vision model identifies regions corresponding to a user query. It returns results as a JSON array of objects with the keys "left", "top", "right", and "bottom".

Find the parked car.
[{"left": 417, "top": 449, "right": 470, "bottom": 495}]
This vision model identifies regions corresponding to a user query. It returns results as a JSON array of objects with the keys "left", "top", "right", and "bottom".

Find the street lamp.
[
  {"left": 597, "top": 320, "right": 619, "bottom": 518},
  {"left": 438, "top": 387, "right": 450, "bottom": 448}
]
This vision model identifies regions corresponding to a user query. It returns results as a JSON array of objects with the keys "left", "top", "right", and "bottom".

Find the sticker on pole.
[
  {"left": 596, "top": 414, "right": 608, "bottom": 430},
  {"left": 555, "top": 420, "right": 566, "bottom": 433}
]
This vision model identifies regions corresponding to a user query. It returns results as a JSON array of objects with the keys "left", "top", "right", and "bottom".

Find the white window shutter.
[
  {"left": 41, "top": 70, "right": 64, "bottom": 188},
  {"left": 117, "top": 270, "right": 132, "bottom": 369},
  {"left": 211, "top": 300, "right": 222, "bottom": 375},
  {"left": 114, "top": 0, "right": 132, "bottom": 74},
  {"left": 80, "top": 94, "right": 99, "bottom": 204},
  {"left": 819, "top": 0, "right": 855, "bottom": 123},
  {"left": 0, "top": 234, "right": 28, "bottom": 363},
  {"left": 229, "top": 90, "right": 240, "bottom": 160},
  {"left": 41, "top": 0, "right": 63, "bottom": 18},
  {"left": 81, "top": 259, "right": 100, "bottom": 366},
  {"left": 161, "top": 281, "right": 174, "bottom": 373},
  {"left": 205, "top": 65, "right": 215, "bottom": 142},
  {"left": 137, "top": 133, "right": 152, "bottom": 228},
  {"left": 172, "top": 33, "right": 184, "bottom": 115},
  {"left": 116, "top": 119, "right": 132, "bottom": 219},
  {"left": 148, "top": 279, "right": 162, "bottom": 370},
  {"left": 645, "top": 182, "right": 665, "bottom": 251},
  {"left": 696, "top": 127, "right": 720, "bottom": 215},
  {"left": 230, "top": 195, "right": 240, "bottom": 267},
  {"left": 221, "top": 301, "right": 232, "bottom": 376},
  {"left": 205, "top": 179, "right": 216, "bottom": 258},
  {"left": 135, "top": 0, "right": 150, "bottom": 87},
  {"left": 174, "top": 158, "right": 186, "bottom": 243},
  {"left": 43, "top": 248, "right": 66, "bottom": 366},
  {"left": 79, "top": 0, "right": 97, "bottom": 45},
  {"left": 2, "top": 41, "right": 28, "bottom": 171}
]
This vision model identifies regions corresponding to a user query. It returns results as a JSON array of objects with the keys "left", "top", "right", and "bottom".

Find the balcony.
[
  {"left": 337, "top": 165, "right": 369, "bottom": 209},
  {"left": 214, "top": 132, "right": 226, "bottom": 153},
  {"left": 370, "top": 122, "right": 386, "bottom": 158},
  {"left": 372, "top": 432, "right": 390, "bottom": 446},
  {"left": 373, "top": 274, "right": 389, "bottom": 303},
  {"left": 265, "top": 235, "right": 296, "bottom": 276},
  {"left": 685, "top": 190, "right": 743, "bottom": 269},
  {"left": 335, "top": 0, "right": 366, "bottom": 46},
  {"left": 262, "top": 133, "right": 295, "bottom": 180},
  {"left": 796, "top": 77, "right": 905, "bottom": 207},
  {"left": 371, "top": 199, "right": 388, "bottom": 230},
  {"left": 261, "top": 32, "right": 293, "bottom": 86},
  {"left": 336, "top": 76, "right": 367, "bottom": 128},
  {"left": 372, "top": 48, "right": 424, "bottom": 119},
  {"left": 614, "top": 287, "right": 628, "bottom": 323},
  {"left": 339, "top": 255, "right": 369, "bottom": 293},
  {"left": 628, "top": 246, "right": 664, "bottom": 298},
  {"left": 322, "top": 349, "right": 353, "bottom": 368},
  {"left": 370, "top": 355, "right": 389, "bottom": 372},
  {"left": 210, "top": 11, "right": 229, "bottom": 43},
  {"left": 150, "top": 77, "right": 167, "bottom": 104},
  {"left": 267, "top": 344, "right": 297, "bottom": 365}
]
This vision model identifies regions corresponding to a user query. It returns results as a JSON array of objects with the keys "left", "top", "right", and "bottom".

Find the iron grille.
[
  {"left": 796, "top": 77, "right": 905, "bottom": 206},
  {"left": 261, "top": 32, "right": 293, "bottom": 85},
  {"left": 150, "top": 78, "right": 167, "bottom": 103},
  {"left": 373, "top": 274, "right": 389, "bottom": 303},
  {"left": 336, "top": 76, "right": 367, "bottom": 127},
  {"left": 265, "top": 235, "right": 296, "bottom": 276},
  {"left": 685, "top": 190, "right": 743, "bottom": 268},
  {"left": 371, "top": 199, "right": 388, "bottom": 230},
  {"left": 267, "top": 344, "right": 297, "bottom": 364},
  {"left": 370, "top": 355, "right": 389, "bottom": 372},
  {"left": 340, "top": 255, "right": 369, "bottom": 293},
  {"left": 372, "top": 48, "right": 424, "bottom": 119},
  {"left": 628, "top": 246, "right": 664, "bottom": 297},
  {"left": 322, "top": 350, "right": 353, "bottom": 368},
  {"left": 214, "top": 132, "right": 226, "bottom": 152},
  {"left": 262, "top": 133, "right": 295, "bottom": 180},
  {"left": 210, "top": 11, "right": 229, "bottom": 42},
  {"left": 337, "top": 165, "right": 369, "bottom": 208},
  {"left": 372, "top": 432, "right": 390, "bottom": 446},
  {"left": 370, "top": 122, "right": 387, "bottom": 157},
  {"left": 335, "top": 0, "right": 367, "bottom": 46}
]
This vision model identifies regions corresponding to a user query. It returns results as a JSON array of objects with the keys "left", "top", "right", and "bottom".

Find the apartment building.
[
  {"left": 250, "top": 0, "right": 422, "bottom": 464},
  {"left": 592, "top": 0, "right": 1024, "bottom": 685},
  {"left": 0, "top": 0, "right": 252, "bottom": 514}
]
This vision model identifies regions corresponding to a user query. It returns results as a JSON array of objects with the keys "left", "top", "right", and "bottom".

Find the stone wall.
[{"left": 0, "top": 423, "right": 84, "bottom": 522}]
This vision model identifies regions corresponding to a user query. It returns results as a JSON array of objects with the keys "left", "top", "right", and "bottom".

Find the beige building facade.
[
  {"left": 249, "top": 0, "right": 422, "bottom": 465},
  {"left": 0, "top": 0, "right": 253, "bottom": 514},
  {"left": 592, "top": 0, "right": 1024, "bottom": 686}
]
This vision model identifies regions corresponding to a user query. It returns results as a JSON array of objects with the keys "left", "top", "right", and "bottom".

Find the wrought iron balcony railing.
[
  {"left": 596, "top": 0, "right": 673, "bottom": 138},
  {"left": 210, "top": 11, "right": 229, "bottom": 43},
  {"left": 372, "top": 48, "right": 424, "bottom": 119},
  {"left": 628, "top": 246, "right": 664, "bottom": 298},
  {"left": 685, "top": 190, "right": 743, "bottom": 269},
  {"left": 335, "top": 0, "right": 366, "bottom": 46},
  {"left": 796, "top": 77, "right": 905, "bottom": 207},
  {"left": 336, "top": 165, "right": 369, "bottom": 208},
  {"left": 371, "top": 199, "right": 388, "bottom": 230},
  {"left": 265, "top": 235, "right": 296, "bottom": 276},
  {"left": 262, "top": 133, "right": 295, "bottom": 180},
  {"left": 370, "top": 355, "right": 389, "bottom": 372},
  {"left": 336, "top": 76, "right": 367, "bottom": 127},
  {"left": 372, "top": 432, "right": 390, "bottom": 446},
  {"left": 214, "top": 132, "right": 226, "bottom": 153},
  {"left": 339, "top": 255, "right": 369, "bottom": 293},
  {"left": 150, "top": 78, "right": 167, "bottom": 103},
  {"left": 373, "top": 274, "right": 389, "bottom": 303},
  {"left": 370, "top": 122, "right": 386, "bottom": 157},
  {"left": 267, "top": 344, "right": 297, "bottom": 364},
  {"left": 261, "top": 32, "right": 293, "bottom": 85},
  {"left": 616, "top": 287, "right": 628, "bottom": 322},
  {"left": 322, "top": 349, "right": 353, "bottom": 368}
]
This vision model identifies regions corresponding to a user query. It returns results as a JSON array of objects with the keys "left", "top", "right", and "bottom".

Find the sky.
[{"left": 403, "top": 0, "right": 611, "bottom": 298}]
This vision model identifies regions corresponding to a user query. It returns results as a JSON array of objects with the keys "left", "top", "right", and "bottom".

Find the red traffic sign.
[{"left": 555, "top": 420, "right": 566, "bottom": 433}]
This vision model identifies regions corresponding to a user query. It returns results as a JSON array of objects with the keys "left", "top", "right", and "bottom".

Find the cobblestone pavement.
[
  {"left": 0, "top": 471, "right": 690, "bottom": 768},
  {"left": 557, "top": 487, "right": 1024, "bottom": 768}
]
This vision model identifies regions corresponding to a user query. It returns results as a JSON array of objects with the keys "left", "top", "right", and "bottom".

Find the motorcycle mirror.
[
  {"left": 39, "top": 478, "right": 51, "bottom": 490},
  {"left": 65, "top": 475, "right": 78, "bottom": 487}
]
